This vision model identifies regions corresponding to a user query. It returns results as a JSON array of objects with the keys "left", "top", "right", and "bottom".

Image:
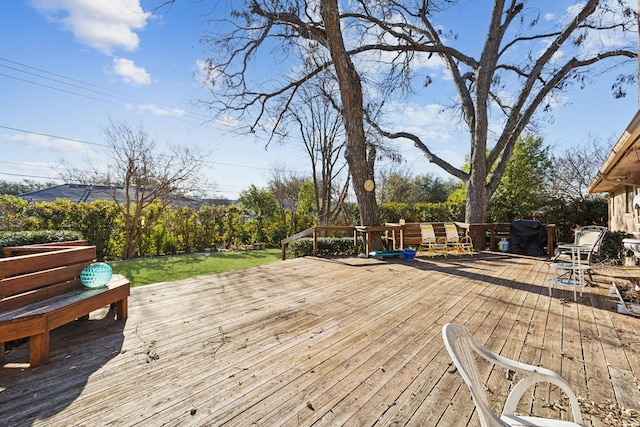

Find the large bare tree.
[
  {"left": 197, "top": 0, "right": 636, "bottom": 231},
  {"left": 62, "top": 120, "right": 205, "bottom": 259},
  {"left": 367, "top": 0, "right": 636, "bottom": 227}
]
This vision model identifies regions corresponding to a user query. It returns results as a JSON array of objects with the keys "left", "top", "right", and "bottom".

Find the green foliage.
[
  {"left": 488, "top": 136, "right": 552, "bottom": 222},
  {"left": 540, "top": 197, "right": 608, "bottom": 243},
  {"left": 287, "top": 237, "right": 358, "bottom": 257},
  {"left": 297, "top": 180, "right": 317, "bottom": 215},
  {"left": 0, "top": 195, "right": 29, "bottom": 231},
  {"left": 0, "top": 171, "right": 612, "bottom": 263},
  {"left": 414, "top": 202, "right": 464, "bottom": 222},
  {"left": 0, "top": 230, "right": 83, "bottom": 255},
  {"left": 0, "top": 179, "right": 56, "bottom": 196},
  {"left": 194, "top": 204, "right": 226, "bottom": 250},
  {"left": 377, "top": 172, "right": 460, "bottom": 205},
  {"left": 238, "top": 184, "right": 278, "bottom": 243},
  {"left": 67, "top": 200, "right": 122, "bottom": 260},
  {"left": 378, "top": 202, "right": 412, "bottom": 223},
  {"left": 341, "top": 202, "right": 360, "bottom": 225},
  {"left": 222, "top": 205, "right": 248, "bottom": 248},
  {"left": 413, "top": 174, "right": 459, "bottom": 203},
  {"left": 166, "top": 206, "right": 198, "bottom": 253},
  {"left": 378, "top": 200, "right": 465, "bottom": 224},
  {"left": 599, "top": 230, "right": 630, "bottom": 265}
]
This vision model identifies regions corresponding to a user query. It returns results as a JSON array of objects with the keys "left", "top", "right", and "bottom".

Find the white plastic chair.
[{"left": 442, "top": 323, "right": 584, "bottom": 427}]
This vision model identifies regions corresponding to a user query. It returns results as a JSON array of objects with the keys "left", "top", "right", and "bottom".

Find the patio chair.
[
  {"left": 419, "top": 223, "right": 448, "bottom": 257},
  {"left": 442, "top": 323, "right": 584, "bottom": 427},
  {"left": 444, "top": 222, "right": 474, "bottom": 256},
  {"left": 551, "top": 226, "right": 607, "bottom": 281}
]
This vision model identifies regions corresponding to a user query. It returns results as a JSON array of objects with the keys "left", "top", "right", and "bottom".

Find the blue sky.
[{"left": 1, "top": 1, "right": 637, "bottom": 200}]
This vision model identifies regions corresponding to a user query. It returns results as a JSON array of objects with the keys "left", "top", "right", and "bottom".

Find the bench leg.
[
  {"left": 30, "top": 332, "right": 50, "bottom": 367},
  {"left": 0, "top": 342, "right": 4, "bottom": 365},
  {"left": 115, "top": 297, "right": 128, "bottom": 320}
]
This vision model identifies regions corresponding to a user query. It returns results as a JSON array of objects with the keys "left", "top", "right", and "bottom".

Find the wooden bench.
[
  {"left": 385, "top": 222, "right": 467, "bottom": 249},
  {"left": 0, "top": 242, "right": 130, "bottom": 367}
]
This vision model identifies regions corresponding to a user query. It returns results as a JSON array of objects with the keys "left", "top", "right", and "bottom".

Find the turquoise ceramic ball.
[{"left": 80, "top": 263, "right": 113, "bottom": 288}]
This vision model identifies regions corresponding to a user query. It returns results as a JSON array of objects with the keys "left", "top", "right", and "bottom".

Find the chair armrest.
[
  {"left": 474, "top": 344, "right": 583, "bottom": 424},
  {"left": 503, "top": 371, "right": 583, "bottom": 424}
]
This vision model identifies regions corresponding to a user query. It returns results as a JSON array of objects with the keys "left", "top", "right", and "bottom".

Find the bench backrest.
[
  {"left": 2, "top": 240, "right": 88, "bottom": 258},
  {"left": 0, "top": 244, "right": 96, "bottom": 312},
  {"left": 386, "top": 222, "right": 449, "bottom": 245}
]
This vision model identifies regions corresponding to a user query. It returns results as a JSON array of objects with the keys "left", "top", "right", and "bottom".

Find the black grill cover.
[{"left": 509, "top": 220, "right": 547, "bottom": 256}]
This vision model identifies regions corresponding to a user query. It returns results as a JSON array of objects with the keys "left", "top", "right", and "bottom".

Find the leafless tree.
[
  {"left": 549, "top": 138, "right": 610, "bottom": 200},
  {"left": 286, "top": 82, "right": 350, "bottom": 227},
  {"left": 62, "top": 119, "right": 205, "bottom": 259},
  {"left": 196, "top": 0, "right": 636, "bottom": 232}
]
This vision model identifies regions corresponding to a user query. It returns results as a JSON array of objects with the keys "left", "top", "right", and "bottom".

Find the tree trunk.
[
  {"left": 466, "top": 129, "right": 489, "bottom": 249},
  {"left": 321, "top": 0, "right": 379, "bottom": 240}
]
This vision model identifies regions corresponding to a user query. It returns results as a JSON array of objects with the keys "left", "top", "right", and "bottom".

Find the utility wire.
[
  {"left": 0, "top": 57, "right": 213, "bottom": 125},
  {"left": 0, "top": 125, "right": 110, "bottom": 148},
  {"left": 0, "top": 125, "right": 310, "bottom": 181}
]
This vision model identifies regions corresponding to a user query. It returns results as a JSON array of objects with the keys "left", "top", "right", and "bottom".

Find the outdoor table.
[{"left": 548, "top": 244, "right": 591, "bottom": 301}]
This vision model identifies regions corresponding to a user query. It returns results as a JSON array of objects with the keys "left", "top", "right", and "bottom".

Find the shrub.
[
  {"left": 414, "top": 202, "right": 464, "bottom": 222},
  {"left": 0, "top": 230, "right": 83, "bottom": 257},
  {"left": 288, "top": 237, "right": 359, "bottom": 257},
  {"left": 599, "top": 230, "right": 630, "bottom": 265}
]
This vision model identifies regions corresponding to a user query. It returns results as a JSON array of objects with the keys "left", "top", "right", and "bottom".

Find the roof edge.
[{"left": 588, "top": 110, "right": 640, "bottom": 194}]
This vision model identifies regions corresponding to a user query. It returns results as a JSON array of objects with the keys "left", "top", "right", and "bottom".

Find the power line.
[
  {"left": 0, "top": 125, "right": 110, "bottom": 148},
  {"left": 0, "top": 171, "right": 63, "bottom": 181},
  {"left": 0, "top": 160, "right": 57, "bottom": 169},
  {"left": 0, "top": 57, "right": 214, "bottom": 126},
  {"left": 0, "top": 124, "right": 308, "bottom": 175}
]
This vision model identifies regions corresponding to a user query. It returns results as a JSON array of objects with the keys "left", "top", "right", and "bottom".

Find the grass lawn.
[{"left": 108, "top": 249, "right": 282, "bottom": 287}]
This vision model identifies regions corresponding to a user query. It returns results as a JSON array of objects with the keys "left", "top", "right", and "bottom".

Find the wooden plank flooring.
[{"left": 1, "top": 253, "right": 639, "bottom": 426}]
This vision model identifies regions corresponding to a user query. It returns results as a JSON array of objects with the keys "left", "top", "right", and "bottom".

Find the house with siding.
[{"left": 589, "top": 110, "right": 640, "bottom": 234}]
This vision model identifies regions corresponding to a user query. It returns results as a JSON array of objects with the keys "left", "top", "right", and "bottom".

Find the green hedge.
[
  {"left": 599, "top": 230, "right": 631, "bottom": 265},
  {"left": 0, "top": 230, "right": 83, "bottom": 257},
  {"left": 288, "top": 237, "right": 360, "bottom": 257}
]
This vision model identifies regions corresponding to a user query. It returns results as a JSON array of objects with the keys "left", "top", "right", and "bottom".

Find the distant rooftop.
[{"left": 18, "top": 184, "right": 233, "bottom": 208}]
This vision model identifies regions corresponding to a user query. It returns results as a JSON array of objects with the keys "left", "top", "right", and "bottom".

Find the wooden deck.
[{"left": 1, "top": 253, "right": 639, "bottom": 426}]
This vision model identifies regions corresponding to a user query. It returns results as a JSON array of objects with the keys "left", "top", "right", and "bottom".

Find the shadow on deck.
[{"left": 1, "top": 252, "right": 639, "bottom": 426}]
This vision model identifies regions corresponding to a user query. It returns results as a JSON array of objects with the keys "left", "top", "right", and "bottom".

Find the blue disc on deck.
[{"left": 80, "top": 262, "right": 113, "bottom": 288}]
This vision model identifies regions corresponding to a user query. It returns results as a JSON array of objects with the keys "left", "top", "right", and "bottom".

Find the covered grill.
[{"left": 509, "top": 219, "right": 547, "bottom": 256}]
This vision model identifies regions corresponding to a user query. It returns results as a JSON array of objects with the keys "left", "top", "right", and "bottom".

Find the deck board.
[{"left": 1, "top": 253, "right": 639, "bottom": 426}]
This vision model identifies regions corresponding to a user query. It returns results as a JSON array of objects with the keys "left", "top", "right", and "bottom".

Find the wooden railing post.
[
  {"left": 353, "top": 230, "right": 358, "bottom": 254},
  {"left": 546, "top": 224, "right": 556, "bottom": 257},
  {"left": 313, "top": 229, "right": 318, "bottom": 256}
]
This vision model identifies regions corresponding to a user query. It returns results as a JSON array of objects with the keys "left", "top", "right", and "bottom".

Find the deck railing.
[
  {"left": 280, "top": 226, "right": 358, "bottom": 260},
  {"left": 281, "top": 223, "right": 557, "bottom": 260}
]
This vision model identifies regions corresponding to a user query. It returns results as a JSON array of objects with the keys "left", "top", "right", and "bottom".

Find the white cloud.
[
  {"left": 127, "top": 104, "right": 185, "bottom": 117},
  {"left": 4, "top": 132, "right": 93, "bottom": 156},
  {"left": 195, "top": 59, "right": 221, "bottom": 88},
  {"left": 110, "top": 57, "right": 151, "bottom": 85},
  {"left": 380, "top": 101, "right": 469, "bottom": 169},
  {"left": 29, "top": 0, "right": 151, "bottom": 55}
]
